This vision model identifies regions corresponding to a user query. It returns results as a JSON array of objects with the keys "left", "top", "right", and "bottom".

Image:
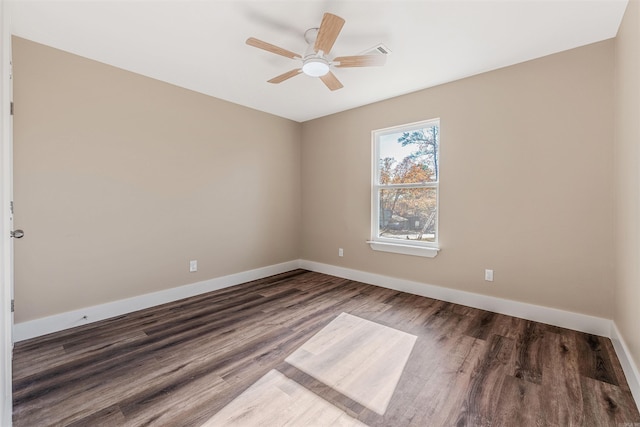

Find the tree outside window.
[{"left": 373, "top": 120, "right": 439, "bottom": 247}]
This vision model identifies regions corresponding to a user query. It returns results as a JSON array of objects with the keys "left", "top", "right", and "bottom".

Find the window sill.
[{"left": 367, "top": 241, "right": 440, "bottom": 258}]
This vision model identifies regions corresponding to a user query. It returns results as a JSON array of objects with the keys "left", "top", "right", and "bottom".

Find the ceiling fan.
[{"left": 246, "top": 13, "right": 386, "bottom": 91}]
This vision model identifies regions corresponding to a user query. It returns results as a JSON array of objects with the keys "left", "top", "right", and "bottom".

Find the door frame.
[{"left": 0, "top": 0, "right": 13, "bottom": 423}]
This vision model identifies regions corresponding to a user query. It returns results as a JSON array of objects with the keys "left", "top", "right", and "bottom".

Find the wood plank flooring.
[{"left": 12, "top": 270, "right": 640, "bottom": 426}]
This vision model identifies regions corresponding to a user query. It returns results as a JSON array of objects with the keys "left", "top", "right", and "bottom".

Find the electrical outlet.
[
  {"left": 338, "top": 248, "right": 344, "bottom": 257},
  {"left": 190, "top": 260, "right": 198, "bottom": 272},
  {"left": 485, "top": 269, "right": 494, "bottom": 282}
]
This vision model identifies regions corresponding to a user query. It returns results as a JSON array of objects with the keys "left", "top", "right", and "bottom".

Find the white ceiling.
[{"left": 9, "top": 0, "right": 628, "bottom": 122}]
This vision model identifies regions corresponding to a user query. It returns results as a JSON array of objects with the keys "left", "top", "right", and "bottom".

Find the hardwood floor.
[{"left": 12, "top": 270, "right": 640, "bottom": 426}]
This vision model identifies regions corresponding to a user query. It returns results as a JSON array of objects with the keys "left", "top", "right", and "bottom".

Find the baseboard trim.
[
  {"left": 302, "top": 260, "right": 640, "bottom": 400},
  {"left": 610, "top": 322, "right": 640, "bottom": 407},
  {"left": 299, "top": 260, "right": 612, "bottom": 337},
  {"left": 13, "top": 260, "right": 301, "bottom": 342},
  {"left": 14, "top": 259, "right": 639, "bottom": 406}
]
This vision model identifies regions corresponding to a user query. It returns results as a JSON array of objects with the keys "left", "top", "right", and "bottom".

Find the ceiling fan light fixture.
[
  {"left": 302, "top": 58, "right": 330, "bottom": 77},
  {"left": 247, "top": 13, "right": 383, "bottom": 90}
]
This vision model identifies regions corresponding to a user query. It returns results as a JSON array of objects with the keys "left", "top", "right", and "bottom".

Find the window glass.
[{"left": 373, "top": 120, "right": 439, "bottom": 248}]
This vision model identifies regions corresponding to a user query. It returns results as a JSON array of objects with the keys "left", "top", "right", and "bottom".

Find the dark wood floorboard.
[{"left": 12, "top": 269, "right": 640, "bottom": 426}]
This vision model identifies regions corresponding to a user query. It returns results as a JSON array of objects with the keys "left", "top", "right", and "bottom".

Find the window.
[{"left": 369, "top": 119, "right": 440, "bottom": 258}]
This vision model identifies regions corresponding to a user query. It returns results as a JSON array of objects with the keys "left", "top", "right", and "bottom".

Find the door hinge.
[
  {"left": 11, "top": 300, "right": 14, "bottom": 313},
  {"left": 10, "top": 201, "right": 14, "bottom": 215},
  {"left": 10, "top": 102, "right": 13, "bottom": 116}
]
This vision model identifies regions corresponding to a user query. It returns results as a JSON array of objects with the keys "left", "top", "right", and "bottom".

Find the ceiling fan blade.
[
  {"left": 320, "top": 71, "right": 343, "bottom": 91},
  {"left": 333, "top": 55, "right": 386, "bottom": 68},
  {"left": 268, "top": 69, "right": 303, "bottom": 84},
  {"left": 314, "top": 13, "right": 345, "bottom": 55},
  {"left": 246, "top": 37, "right": 301, "bottom": 59}
]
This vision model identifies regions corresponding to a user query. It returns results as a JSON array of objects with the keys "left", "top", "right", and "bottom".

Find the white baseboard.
[
  {"left": 301, "top": 261, "right": 640, "bottom": 404},
  {"left": 299, "top": 260, "right": 612, "bottom": 337},
  {"left": 15, "top": 258, "right": 639, "bottom": 406},
  {"left": 610, "top": 322, "right": 640, "bottom": 407},
  {"left": 13, "top": 260, "right": 301, "bottom": 342}
]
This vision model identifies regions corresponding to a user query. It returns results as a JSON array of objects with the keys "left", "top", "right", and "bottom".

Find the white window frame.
[{"left": 368, "top": 119, "right": 440, "bottom": 258}]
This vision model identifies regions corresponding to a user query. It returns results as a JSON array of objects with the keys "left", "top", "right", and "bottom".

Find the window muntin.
[{"left": 373, "top": 119, "right": 440, "bottom": 248}]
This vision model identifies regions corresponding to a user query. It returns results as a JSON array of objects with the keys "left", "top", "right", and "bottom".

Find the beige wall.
[
  {"left": 12, "top": 37, "right": 302, "bottom": 322},
  {"left": 614, "top": 0, "right": 640, "bottom": 378},
  {"left": 13, "top": 35, "right": 620, "bottom": 325},
  {"left": 301, "top": 40, "right": 615, "bottom": 318}
]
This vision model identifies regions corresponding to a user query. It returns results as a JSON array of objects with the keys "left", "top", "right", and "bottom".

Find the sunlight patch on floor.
[
  {"left": 206, "top": 312, "right": 416, "bottom": 425},
  {"left": 285, "top": 312, "right": 417, "bottom": 415},
  {"left": 202, "top": 369, "right": 366, "bottom": 426}
]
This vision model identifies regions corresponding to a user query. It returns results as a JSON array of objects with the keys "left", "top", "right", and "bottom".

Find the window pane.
[
  {"left": 378, "top": 126, "right": 439, "bottom": 184},
  {"left": 378, "top": 188, "right": 437, "bottom": 242}
]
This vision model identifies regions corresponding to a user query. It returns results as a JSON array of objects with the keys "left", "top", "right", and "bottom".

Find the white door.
[{"left": 1, "top": 0, "right": 14, "bottom": 423}]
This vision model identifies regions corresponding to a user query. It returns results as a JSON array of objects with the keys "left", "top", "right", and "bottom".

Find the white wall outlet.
[
  {"left": 485, "top": 269, "right": 494, "bottom": 282},
  {"left": 189, "top": 260, "right": 198, "bottom": 272},
  {"left": 338, "top": 248, "right": 344, "bottom": 257}
]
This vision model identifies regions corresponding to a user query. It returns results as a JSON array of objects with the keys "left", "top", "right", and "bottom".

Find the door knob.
[{"left": 10, "top": 229, "right": 24, "bottom": 239}]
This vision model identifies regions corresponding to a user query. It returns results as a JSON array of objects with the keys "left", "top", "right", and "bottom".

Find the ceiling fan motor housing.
[
  {"left": 302, "top": 56, "right": 330, "bottom": 77},
  {"left": 301, "top": 27, "right": 330, "bottom": 76}
]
